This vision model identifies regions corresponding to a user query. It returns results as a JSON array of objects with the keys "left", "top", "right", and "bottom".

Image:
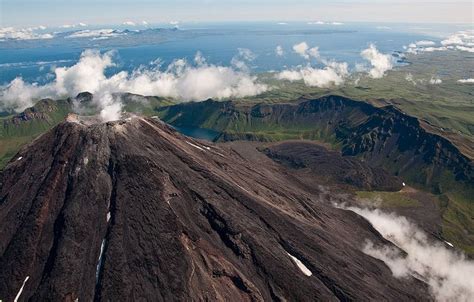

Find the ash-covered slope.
[{"left": 0, "top": 116, "right": 429, "bottom": 301}]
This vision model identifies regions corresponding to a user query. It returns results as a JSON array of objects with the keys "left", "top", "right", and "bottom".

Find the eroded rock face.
[
  {"left": 263, "top": 141, "right": 403, "bottom": 191},
  {"left": 0, "top": 117, "right": 430, "bottom": 301},
  {"left": 159, "top": 95, "right": 473, "bottom": 192}
]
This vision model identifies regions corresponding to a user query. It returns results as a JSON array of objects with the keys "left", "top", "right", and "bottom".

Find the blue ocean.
[{"left": 0, "top": 22, "right": 469, "bottom": 85}]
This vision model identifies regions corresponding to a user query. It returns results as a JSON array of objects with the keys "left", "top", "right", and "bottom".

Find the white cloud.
[
  {"left": 193, "top": 51, "right": 206, "bottom": 65},
  {"left": 123, "top": 21, "right": 136, "bottom": 26},
  {"left": 142, "top": 20, "right": 149, "bottom": 25},
  {"left": 98, "top": 93, "right": 123, "bottom": 122},
  {"left": 344, "top": 206, "right": 474, "bottom": 302},
  {"left": 277, "top": 22, "right": 288, "bottom": 25},
  {"left": 360, "top": 44, "right": 393, "bottom": 78},
  {"left": 407, "top": 30, "right": 474, "bottom": 55},
  {"left": 293, "top": 42, "right": 309, "bottom": 59},
  {"left": 405, "top": 73, "right": 417, "bottom": 85},
  {"left": 0, "top": 49, "right": 267, "bottom": 121},
  {"left": 412, "top": 40, "right": 436, "bottom": 47},
  {"left": 276, "top": 60, "right": 349, "bottom": 87},
  {"left": 456, "top": 46, "right": 474, "bottom": 53},
  {"left": 0, "top": 27, "right": 54, "bottom": 40},
  {"left": 230, "top": 48, "right": 256, "bottom": 71},
  {"left": 169, "top": 21, "right": 179, "bottom": 25},
  {"left": 60, "top": 23, "right": 87, "bottom": 29},
  {"left": 275, "top": 45, "right": 284, "bottom": 57},
  {"left": 292, "top": 42, "right": 320, "bottom": 60},
  {"left": 65, "top": 29, "right": 124, "bottom": 39},
  {"left": 307, "top": 21, "right": 326, "bottom": 25},
  {"left": 0, "top": 78, "right": 51, "bottom": 111},
  {"left": 307, "top": 21, "right": 344, "bottom": 25},
  {"left": 441, "top": 31, "right": 472, "bottom": 46},
  {"left": 458, "top": 78, "right": 474, "bottom": 84}
]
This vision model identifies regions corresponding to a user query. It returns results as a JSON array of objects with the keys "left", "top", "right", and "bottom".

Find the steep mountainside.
[
  {"left": 0, "top": 93, "right": 174, "bottom": 169},
  {"left": 0, "top": 99, "right": 73, "bottom": 168},
  {"left": 0, "top": 116, "right": 429, "bottom": 301},
  {"left": 157, "top": 95, "right": 474, "bottom": 255},
  {"left": 262, "top": 141, "right": 403, "bottom": 192},
  {"left": 157, "top": 95, "right": 473, "bottom": 194}
]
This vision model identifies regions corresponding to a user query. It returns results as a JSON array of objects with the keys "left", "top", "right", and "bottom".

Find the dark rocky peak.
[
  {"left": 74, "top": 91, "right": 93, "bottom": 103},
  {"left": 0, "top": 116, "right": 430, "bottom": 301}
]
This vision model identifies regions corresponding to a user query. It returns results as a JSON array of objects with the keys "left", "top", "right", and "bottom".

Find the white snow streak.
[
  {"left": 14, "top": 276, "right": 29, "bottom": 302},
  {"left": 186, "top": 141, "right": 206, "bottom": 151},
  {"left": 286, "top": 252, "right": 312, "bottom": 276}
]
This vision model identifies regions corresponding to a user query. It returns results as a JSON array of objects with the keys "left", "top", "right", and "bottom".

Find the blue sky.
[{"left": 1, "top": 0, "right": 472, "bottom": 27}]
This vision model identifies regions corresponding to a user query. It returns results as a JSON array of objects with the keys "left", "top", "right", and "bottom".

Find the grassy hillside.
[
  {"left": 252, "top": 51, "right": 474, "bottom": 142},
  {"left": 157, "top": 96, "right": 474, "bottom": 256},
  {"left": 0, "top": 99, "right": 73, "bottom": 168}
]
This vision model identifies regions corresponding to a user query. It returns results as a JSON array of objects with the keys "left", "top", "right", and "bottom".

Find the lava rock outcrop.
[{"left": 0, "top": 117, "right": 430, "bottom": 301}]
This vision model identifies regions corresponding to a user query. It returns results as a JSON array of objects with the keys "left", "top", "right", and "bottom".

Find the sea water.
[{"left": 0, "top": 21, "right": 467, "bottom": 85}]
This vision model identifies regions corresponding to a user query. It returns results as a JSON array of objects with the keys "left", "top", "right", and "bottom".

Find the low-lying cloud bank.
[
  {"left": 458, "top": 78, "right": 474, "bottom": 84},
  {"left": 0, "top": 49, "right": 267, "bottom": 121},
  {"left": 344, "top": 206, "right": 474, "bottom": 302},
  {"left": 0, "top": 26, "right": 53, "bottom": 41},
  {"left": 406, "top": 30, "right": 474, "bottom": 54},
  {"left": 275, "top": 42, "right": 393, "bottom": 87},
  {"left": 307, "top": 21, "right": 344, "bottom": 26},
  {"left": 276, "top": 61, "right": 349, "bottom": 87},
  {"left": 65, "top": 29, "right": 125, "bottom": 39}
]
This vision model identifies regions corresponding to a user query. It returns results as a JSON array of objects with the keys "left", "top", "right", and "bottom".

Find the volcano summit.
[{"left": 0, "top": 116, "right": 432, "bottom": 301}]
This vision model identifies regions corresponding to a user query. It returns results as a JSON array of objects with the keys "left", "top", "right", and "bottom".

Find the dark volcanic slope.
[
  {"left": 262, "top": 141, "right": 403, "bottom": 191},
  {"left": 158, "top": 95, "right": 473, "bottom": 192},
  {"left": 0, "top": 117, "right": 429, "bottom": 301}
]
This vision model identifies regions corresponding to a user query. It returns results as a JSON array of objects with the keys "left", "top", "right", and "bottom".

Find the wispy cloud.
[
  {"left": 342, "top": 206, "right": 474, "bottom": 302},
  {"left": 60, "top": 23, "right": 87, "bottom": 29},
  {"left": 360, "top": 44, "right": 393, "bottom": 78},
  {"left": 0, "top": 26, "right": 53, "bottom": 41},
  {"left": 65, "top": 29, "right": 125, "bottom": 39},
  {"left": 307, "top": 21, "right": 344, "bottom": 25},
  {"left": 276, "top": 61, "right": 349, "bottom": 87},
  {"left": 406, "top": 30, "right": 474, "bottom": 54},
  {"left": 292, "top": 42, "right": 320, "bottom": 60},
  {"left": 123, "top": 21, "right": 136, "bottom": 26},
  {"left": 0, "top": 49, "right": 267, "bottom": 121},
  {"left": 275, "top": 45, "right": 284, "bottom": 57},
  {"left": 276, "top": 41, "right": 348, "bottom": 87},
  {"left": 458, "top": 78, "right": 474, "bottom": 84}
]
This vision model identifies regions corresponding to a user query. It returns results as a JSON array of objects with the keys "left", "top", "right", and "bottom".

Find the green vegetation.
[
  {"left": 253, "top": 51, "right": 474, "bottom": 141},
  {"left": 0, "top": 95, "right": 175, "bottom": 170},
  {"left": 355, "top": 191, "right": 420, "bottom": 208},
  {"left": 0, "top": 50, "right": 472, "bottom": 256},
  {"left": 439, "top": 188, "right": 474, "bottom": 256},
  {"left": 0, "top": 99, "right": 72, "bottom": 168}
]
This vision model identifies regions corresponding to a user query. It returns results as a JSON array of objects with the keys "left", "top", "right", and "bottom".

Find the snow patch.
[
  {"left": 286, "top": 252, "right": 312, "bottom": 276},
  {"left": 106, "top": 212, "right": 111, "bottom": 222},
  {"left": 96, "top": 239, "right": 106, "bottom": 283},
  {"left": 17, "top": 156, "right": 23, "bottom": 161},
  {"left": 445, "top": 241, "right": 454, "bottom": 248},
  {"left": 186, "top": 141, "right": 205, "bottom": 151},
  {"left": 14, "top": 276, "right": 29, "bottom": 302}
]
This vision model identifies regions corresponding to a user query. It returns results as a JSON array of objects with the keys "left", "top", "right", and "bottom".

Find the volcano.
[{"left": 0, "top": 116, "right": 429, "bottom": 301}]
